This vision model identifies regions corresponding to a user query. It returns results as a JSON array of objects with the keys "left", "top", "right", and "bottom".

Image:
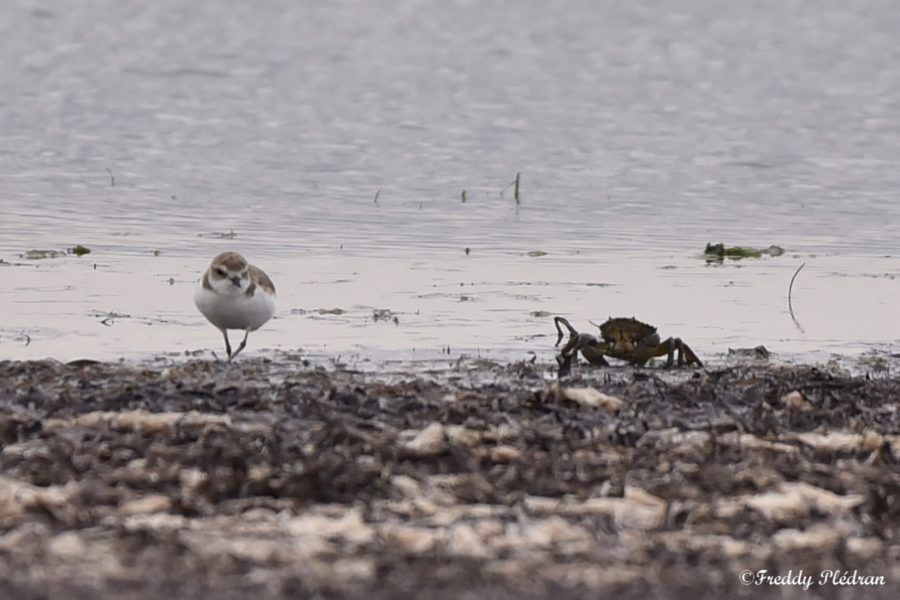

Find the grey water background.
[{"left": 1, "top": 0, "right": 898, "bottom": 364}]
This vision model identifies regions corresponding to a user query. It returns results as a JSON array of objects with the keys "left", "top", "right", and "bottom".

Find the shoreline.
[{"left": 1, "top": 358, "right": 898, "bottom": 599}]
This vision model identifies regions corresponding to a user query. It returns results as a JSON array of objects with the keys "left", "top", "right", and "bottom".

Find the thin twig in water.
[
  {"left": 373, "top": 189, "right": 381, "bottom": 204},
  {"left": 500, "top": 173, "right": 521, "bottom": 200},
  {"left": 106, "top": 168, "right": 115, "bottom": 187},
  {"left": 788, "top": 262, "right": 805, "bottom": 332}
]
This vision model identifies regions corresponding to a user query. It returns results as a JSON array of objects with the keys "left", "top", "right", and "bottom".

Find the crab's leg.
[
  {"left": 555, "top": 317, "right": 607, "bottom": 362},
  {"left": 579, "top": 344, "right": 611, "bottom": 367},
  {"left": 556, "top": 340, "right": 610, "bottom": 377},
  {"left": 677, "top": 339, "right": 703, "bottom": 368},
  {"left": 557, "top": 353, "right": 575, "bottom": 377},
  {"left": 559, "top": 330, "right": 608, "bottom": 364},
  {"left": 645, "top": 338, "right": 703, "bottom": 368},
  {"left": 554, "top": 317, "right": 612, "bottom": 377}
]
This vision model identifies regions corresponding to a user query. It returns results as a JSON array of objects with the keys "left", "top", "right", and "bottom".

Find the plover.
[{"left": 194, "top": 251, "right": 276, "bottom": 361}]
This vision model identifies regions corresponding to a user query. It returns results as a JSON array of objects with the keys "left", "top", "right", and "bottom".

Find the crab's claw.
[{"left": 553, "top": 316, "right": 579, "bottom": 347}]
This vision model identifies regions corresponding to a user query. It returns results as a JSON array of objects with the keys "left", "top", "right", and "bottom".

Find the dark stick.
[
  {"left": 500, "top": 173, "right": 521, "bottom": 201},
  {"left": 105, "top": 168, "right": 115, "bottom": 187},
  {"left": 788, "top": 262, "right": 805, "bottom": 332}
]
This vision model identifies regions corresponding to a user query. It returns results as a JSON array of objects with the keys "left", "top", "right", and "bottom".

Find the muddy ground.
[{"left": 0, "top": 357, "right": 898, "bottom": 599}]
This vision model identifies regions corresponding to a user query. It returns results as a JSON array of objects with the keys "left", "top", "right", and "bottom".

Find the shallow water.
[
  {"left": 1, "top": 0, "right": 899, "bottom": 363},
  {"left": 3, "top": 249, "right": 897, "bottom": 365}
]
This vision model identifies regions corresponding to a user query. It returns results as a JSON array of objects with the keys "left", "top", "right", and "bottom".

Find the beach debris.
[
  {"left": 723, "top": 482, "right": 865, "bottom": 522},
  {"left": 119, "top": 494, "right": 173, "bottom": 515},
  {"left": 0, "top": 477, "right": 78, "bottom": 521},
  {"left": 198, "top": 229, "right": 238, "bottom": 239},
  {"left": 291, "top": 308, "right": 345, "bottom": 316},
  {"left": 727, "top": 345, "right": 770, "bottom": 359},
  {"left": 788, "top": 430, "right": 885, "bottom": 453},
  {"left": 550, "top": 382, "right": 625, "bottom": 411},
  {"left": 400, "top": 422, "right": 447, "bottom": 457},
  {"left": 523, "top": 487, "right": 666, "bottom": 530},
  {"left": 0, "top": 359, "right": 897, "bottom": 598},
  {"left": 94, "top": 311, "right": 131, "bottom": 326},
  {"left": 372, "top": 308, "right": 399, "bottom": 324},
  {"left": 780, "top": 390, "right": 813, "bottom": 411}
]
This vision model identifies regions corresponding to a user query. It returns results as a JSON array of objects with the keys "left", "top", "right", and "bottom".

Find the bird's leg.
[
  {"left": 229, "top": 330, "right": 251, "bottom": 361},
  {"left": 221, "top": 329, "right": 233, "bottom": 360}
]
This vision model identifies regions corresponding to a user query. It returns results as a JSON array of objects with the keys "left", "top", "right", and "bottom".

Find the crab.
[{"left": 554, "top": 316, "right": 703, "bottom": 376}]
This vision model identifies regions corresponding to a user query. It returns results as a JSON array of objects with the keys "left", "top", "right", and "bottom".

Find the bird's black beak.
[{"left": 230, "top": 276, "right": 241, "bottom": 287}]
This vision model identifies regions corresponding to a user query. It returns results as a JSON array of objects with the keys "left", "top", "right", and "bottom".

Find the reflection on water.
[{"left": 1, "top": 0, "right": 899, "bottom": 361}]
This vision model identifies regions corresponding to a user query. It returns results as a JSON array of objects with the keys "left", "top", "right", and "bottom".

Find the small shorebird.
[{"left": 194, "top": 251, "right": 276, "bottom": 361}]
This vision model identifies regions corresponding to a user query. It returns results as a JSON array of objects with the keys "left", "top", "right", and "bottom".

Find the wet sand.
[{"left": 0, "top": 357, "right": 898, "bottom": 599}]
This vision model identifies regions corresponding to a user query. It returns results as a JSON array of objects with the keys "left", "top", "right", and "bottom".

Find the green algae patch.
[
  {"left": 21, "top": 246, "right": 92, "bottom": 259},
  {"left": 704, "top": 243, "right": 784, "bottom": 262},
  {"left": 22, "top": 249, "right": 66, "bottom": 259}
]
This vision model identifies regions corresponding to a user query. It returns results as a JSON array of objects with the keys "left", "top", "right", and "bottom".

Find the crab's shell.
[{"left": 597, "top": 317, "right": 658, "bottom": 353}]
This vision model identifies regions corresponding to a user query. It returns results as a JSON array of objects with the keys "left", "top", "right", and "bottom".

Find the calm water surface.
[{"left": 1, "top": 0, "right": 898, "bottom": 363}]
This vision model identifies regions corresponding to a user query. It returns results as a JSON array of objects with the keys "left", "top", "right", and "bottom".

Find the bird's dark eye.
[{"left": 215, "top": 268, "right": 226, "bottom": 276}]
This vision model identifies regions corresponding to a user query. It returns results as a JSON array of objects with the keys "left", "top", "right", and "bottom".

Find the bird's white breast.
[{"left": 194, "top": 279, "right": 276, "bottom": 331}]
